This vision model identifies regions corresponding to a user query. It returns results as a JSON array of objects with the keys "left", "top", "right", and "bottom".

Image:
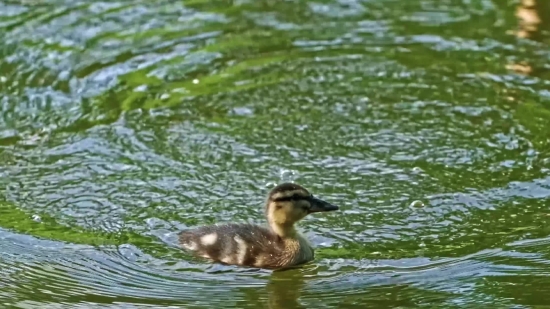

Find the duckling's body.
[
  {"left": 178, "top": 183, "right": 338, "bottom": 269},
  {"left": 179, "top": 223, "right": 313, "bottom": 269}
]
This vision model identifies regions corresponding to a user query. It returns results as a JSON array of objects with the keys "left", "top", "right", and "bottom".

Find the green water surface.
[{"left": 1, "top": 0, "right": 550, "bottom": 308}]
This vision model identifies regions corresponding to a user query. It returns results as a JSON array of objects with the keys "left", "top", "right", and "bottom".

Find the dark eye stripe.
[{"left": 273, "top": 194, "right": 308, "bottom": 202}]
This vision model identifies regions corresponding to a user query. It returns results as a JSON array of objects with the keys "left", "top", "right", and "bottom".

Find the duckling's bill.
[{"left": 308, "top": 196, "right": 339, "bottom": 213}]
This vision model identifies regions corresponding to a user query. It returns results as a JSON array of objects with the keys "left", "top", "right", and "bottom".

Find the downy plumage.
[{"left": 179, "top": 183, "right": 339, "bottom": 269}]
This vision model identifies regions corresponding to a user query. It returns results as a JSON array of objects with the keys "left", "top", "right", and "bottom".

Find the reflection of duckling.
[{"left": 179, "top": 183, "right": 339, "bottom": 269}]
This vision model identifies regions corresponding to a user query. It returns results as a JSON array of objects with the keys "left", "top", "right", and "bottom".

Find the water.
[{"left": 1, "top": 0, "right": 550, "bottom": 307}]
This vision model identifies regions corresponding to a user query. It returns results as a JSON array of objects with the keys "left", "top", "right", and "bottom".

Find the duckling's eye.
[{"left": 275, "top": 205, "right": 283, "bottom": 210}]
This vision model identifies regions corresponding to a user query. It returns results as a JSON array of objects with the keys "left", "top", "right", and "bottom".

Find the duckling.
[{"left": 178, "top": 183, "right": 339, "bottom": 269}]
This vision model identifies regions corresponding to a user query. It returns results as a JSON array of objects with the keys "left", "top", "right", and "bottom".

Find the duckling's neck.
[
  {"left": 269, "top": 221, "right": 314, "bottom": 266},
  {"left": 269, "top": 222, "right": 298, "bottom": 239}
]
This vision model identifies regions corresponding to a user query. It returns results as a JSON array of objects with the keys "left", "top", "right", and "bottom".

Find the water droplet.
[
  {"left": 193, "top": 79, "right": 199, "bottom": 84},
  {"left": 31, "top": 215, "right": 41, "bottom": 223},
  {"left": 409, "top": 200, "right": 425, "bottom": 208},
  {"left": 279, "top": 169, "right": 298, "bottom": 182}
]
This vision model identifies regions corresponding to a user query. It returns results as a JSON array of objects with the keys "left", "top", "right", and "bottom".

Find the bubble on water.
[
  {"left": 419, "top": 242, "right": 426, "bottom": 248},
  {"left": 265, "top": 182, "right": 278, "bottom": 188},
  {"left": 134, "top": 85, "right": 148, "bottom": 92},
  {"left": 279, "top": 169, "right": 298, "bottom": 182},
  {"left": 58, "top": 70, "right": 71, "bottom": 80},
  {"left": 265, "top": 169, "right": 299, "bottom": 188},
  {"left": 31, "top": 215, "right": 41, "bottom": 223},
  {"left": 409, "top": 200, "right": 425, "bottom": 208},
  {"left": 192, "top": 79, "right": 199, "bottom": 84},
  {"left": 145, "top": 217, "right": 167, "bottom": 228},
  {"left": 230, "top": 107, "right": 254, "bottom": 116}
]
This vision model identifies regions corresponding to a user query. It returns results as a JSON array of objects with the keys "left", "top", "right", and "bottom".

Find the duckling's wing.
[{"left": 179, "top": 223, "right": 281, "bottom": 267}]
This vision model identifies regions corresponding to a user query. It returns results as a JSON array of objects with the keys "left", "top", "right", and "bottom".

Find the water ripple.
[{"left": 2, "top": 0, "right": 550, "bottom": 307}]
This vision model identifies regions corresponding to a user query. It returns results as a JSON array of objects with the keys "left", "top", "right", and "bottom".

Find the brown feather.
[
  {"left": 179, "top": 224, "right": 312, "bottom": 269},
  {"left": 178, "top": 183, "right": 336, "bottom": 269}
]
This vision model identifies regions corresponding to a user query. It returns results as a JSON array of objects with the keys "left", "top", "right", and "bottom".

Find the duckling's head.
[{"left": 265, "top": 183, "right": 339, "bottom": 237}]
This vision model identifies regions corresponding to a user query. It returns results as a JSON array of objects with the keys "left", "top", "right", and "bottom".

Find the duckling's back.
[{"left": 179, "top": 224, "right": 305, "bottom": 269}]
